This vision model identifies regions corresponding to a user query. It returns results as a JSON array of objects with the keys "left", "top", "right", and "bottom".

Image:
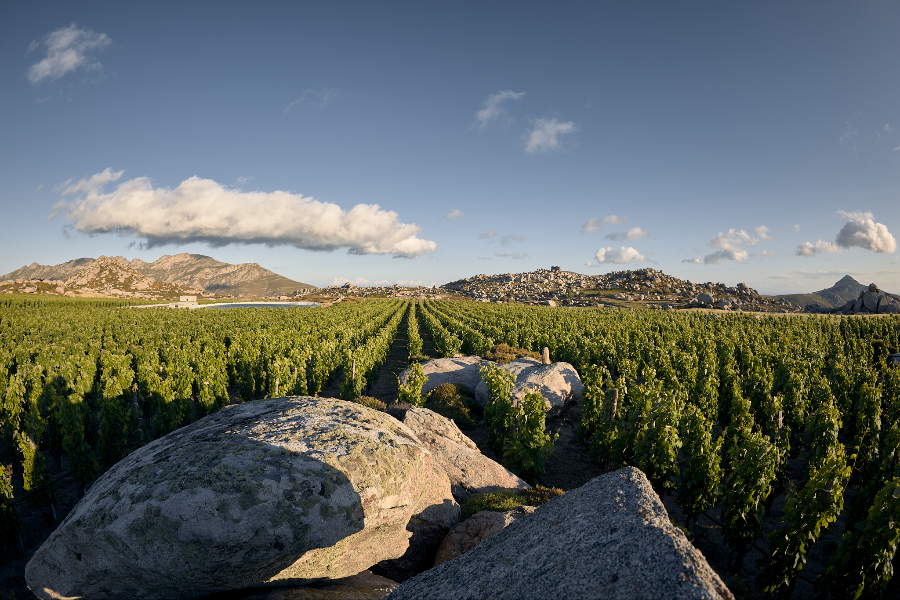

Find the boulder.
[
  {"left": 398, "top": 356, "right": 489, "bottom": 397},
  {"left": 474, "top": 359, "right": 583, "bottom": 411},
  {"left": 863, "top": 291, "right": 881, "bottom": 313},
  {"left": 26, "top": 397, "right": 459, "bottom": 600},
  {"left": 402, "top": 408, "right": 529, "bottom": 501},
  {"left": 697, "top": 292, "right": 715, "bottom": 304},
  {"left": 386, "top": 467, "right": 733, "bottom": 600},
  {"left": 879, "top": 301, "right": 900, "bottom": 314},
  {"left": 433, "top": 506, "right": 536, "bottom": 566}
]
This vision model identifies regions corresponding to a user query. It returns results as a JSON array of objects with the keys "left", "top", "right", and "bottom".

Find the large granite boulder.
[
  {"left": 473, "top": 358, "right": 583, "bottom": 411},
  {"left": 398, "top": 356, "right": 489, "bottom": 397},
  {"left": 402, "top": 407, "right": 529, "bottom": 501},
  {"left": 386, "top": 467, "right": 733, "bottom": 600},
  {"left": 433, "top": 506, "right": 536, "bottom": 566},
  {"left": 26, "top": 397, "right": 459, "bottom": 600}
]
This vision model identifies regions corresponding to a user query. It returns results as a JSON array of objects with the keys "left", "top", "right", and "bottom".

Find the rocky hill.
[
  {"left": 0, "top": 253, "right": 316, "bottom": 298},
  {"left": 441, "top": 266, "right": 801, "bottom": 312},
  {"left": 775, "top": 275, "right": 874, "bottom": 309}
]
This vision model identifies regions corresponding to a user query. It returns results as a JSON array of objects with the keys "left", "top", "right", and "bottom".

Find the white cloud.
[
  {"left": 284, "top": 88, "right": 340, "bottom": 113},
  {"left": 496, "top": 252, "right": 529, "bottom": 260},
  {"left": 27, "top": 24, "right": 111, "bottom": 84},
  {"left": 885, "top": 124, "right": 894, "bottom": 132},
  {"left": 581, "top": 215, "right": 628, "bottom": 234},
  {"left": 835, "top": 211, "right": 897, "bottom": 253},
  {"left": 693, "top": 229, "right": 761, "bottom": 263},
  {"left": 443, "top": 209, "right": 465, "bottom": 220},
  {"left": 793, "top": 224, "right": 801, "bottom": 233},
  {"left": 524, "top": 118, "right": 576, "bottom": 153},
  {"left": 605, "top": 227, "right": 649, "bottom": 241},
  {"left": 594, "top": 246, "right": 645, "bottom": 264},
  {"left": 476, "top": 90, "right": 525, "bottom": 127},
  {"left": 681, "top": 257, "right": 702, "bottom": 264},
  {"left": 796, "top": 240, "right": 840, "bottom": 256},
  {"left": 753, "top": 225, "right": 774, "bottom": 241},
  {"left": 760, "top": 250, "right": 776, "bottom": 257},
  {"left": 52, "top": 169, "right": 436, "bottom": 258},
  {"left": 501, "top": 234, "right": 526, "bottom": 245},
  {"left": 329, "top": 276, "right": 370, "bottom": 286},
  {"left": 479, "top": 229, "right": 499, "bottom": 239}
]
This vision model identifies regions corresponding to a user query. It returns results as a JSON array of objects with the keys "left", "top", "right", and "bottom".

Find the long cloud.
[
  {"left": 594, "top": 246, "right": 645, "bottom": 264},
  {"left": 524, "top": 118, "right": 576, "bottom": 153},
  {"left": 52, "top": 169, "right": 436, "bottom": 258},
  {"left": 476, "top": 90, "right": 525, "bottom": 128},
  {"left": 683, "top": 227, "right": 769, "bottom": 264},
  {"left": 27, "top": 24, "right": 111, "bottom": 84}
]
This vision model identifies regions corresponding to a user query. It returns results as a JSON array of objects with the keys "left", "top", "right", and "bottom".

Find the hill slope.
[{"left": 1, "top": 254, "right": 315, "bottom": 297}]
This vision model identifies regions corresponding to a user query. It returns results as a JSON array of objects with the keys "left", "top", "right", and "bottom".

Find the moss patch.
[
  {"left": 424, "top": 383, "right": 479, "bottom": 425},
  {"left": 461, "top": 485, "right": 564, "bottom": 520}
]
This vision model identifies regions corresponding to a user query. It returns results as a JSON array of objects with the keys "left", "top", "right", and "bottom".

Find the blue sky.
[{"left": 2, "top": 1, "right": 898, "bottom": 293}]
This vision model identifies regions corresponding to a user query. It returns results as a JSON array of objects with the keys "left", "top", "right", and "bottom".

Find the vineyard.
[
  {"left": 3, "top": 295, "right": 900, "bottom": 598},
  {"left": 416, "top": 299, "right": 900, "bottom": 599}
]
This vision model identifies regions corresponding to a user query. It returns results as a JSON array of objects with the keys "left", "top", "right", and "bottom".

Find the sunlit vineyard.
[
  {"left": 418, "top": 299, "right": 900, "bottom": 598},
  {"left": 3, "top": 295, "right": 900, "bottom": 597}
]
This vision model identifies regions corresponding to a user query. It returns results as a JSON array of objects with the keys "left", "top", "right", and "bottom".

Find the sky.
[{"left": 1, "top": 1, "right": 898, "bottom": 293}]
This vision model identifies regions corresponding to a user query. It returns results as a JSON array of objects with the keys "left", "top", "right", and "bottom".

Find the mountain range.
[{"left": 1, "top": 254, "right": 316, "bottom": 298}]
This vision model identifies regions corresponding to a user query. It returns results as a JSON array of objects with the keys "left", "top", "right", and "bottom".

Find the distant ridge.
[
  {"left": 1, "top": 253, "right": 316, "bottom": 297},
  {"left": 776, "top": 275, "right": 895, "bottom": 309}
]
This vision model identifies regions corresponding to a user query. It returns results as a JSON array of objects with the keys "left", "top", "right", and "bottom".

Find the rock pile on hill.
[
  {"left": 805, "top": 283, "right": 900, "bottom": 315},
  {"left": 440, "top": 267, "right": 800, "bottom": 312}
]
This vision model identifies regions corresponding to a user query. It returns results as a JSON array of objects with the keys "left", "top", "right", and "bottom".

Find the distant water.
[{"left": 201, "top": 301, "right": 320, "bottom": 309}]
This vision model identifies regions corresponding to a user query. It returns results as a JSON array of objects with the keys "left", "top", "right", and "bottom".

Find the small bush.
[
  {"left": 461, "top": 485, "right": 565, "bottom": 520},
  {"left": 425, "top": 383, "right": 479, "bottom": 426},
  {"left": 353, "top": 396, "right": 387, "bottom": 412},
  {"left": 397, "top": 362, "right": 427, "bottom": 406},
  {"left": 408, "top": 353, "right": 431, "bottom": 364},
  {"left": 482, "top": 343, "right": 540, "bottom": 365}
]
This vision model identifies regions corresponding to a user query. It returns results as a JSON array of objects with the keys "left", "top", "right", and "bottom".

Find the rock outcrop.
[
  {"left": 26, "top": 397, "right": 458, "bottom": 600},
  {"left": 473, "top": 358, "right": 583, "bottom": 411},
  {"left": 433, "top": 506, "right": 536, "bottom": 566},
  {"left": 397, "top": 356, "right": 488, "bottom": 397},
  {"left": 806, "top": 283, "right": 900, "bottom": 315},
  {"left": 402, "top": 407, "right": 529, "bottom": 501},
  {"left": 386, "top": 467, "right": 733, "bottom": 600}
]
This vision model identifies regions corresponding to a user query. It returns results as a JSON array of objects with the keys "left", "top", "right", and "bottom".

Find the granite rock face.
[
  {"left": 397, "top": 356, "right": 488, "bottom": 397},
  {"left": 402, "top": 408, "right": 529, "bottom": 501},
  {"left": 26, "top": 397, "right": 458, "bottom": 600},
  {"left": 473, "top": 359, "right": 583, "bottom": 411},
  {"left": 433, "top": 506, "right": 536, "bottom": 566},
  {"left": 386, "top": 467, "right": 733, "bottom": 600}
]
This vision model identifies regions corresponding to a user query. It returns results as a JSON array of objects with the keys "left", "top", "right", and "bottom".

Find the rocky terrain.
[
  {"left": 440, "top": 266, "right": 802, "bottom": 312},
  {"left": 23, "top": 397, "right": 730, "bottom": 600},
  {"left": 804, "top": 282, "right": 900, "bottom": 315},
  {"left": 0, "top": 254, "right": 316, "bottom": 300}
]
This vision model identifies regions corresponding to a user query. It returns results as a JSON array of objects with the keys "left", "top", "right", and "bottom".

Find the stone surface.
[
  {"left": 402, "top": 408, "right": 529, "bottom": 501},
  {"left": 697, "top": 292, "right": 715, "bottom": 304},
  {"left": 398, "top": 356, "right": 488, "bottom": 397},
  {"left": 241, "top": 571, "right": 398, "bottom": 600},
  {"left": 863, "top": 291, "right": 881, "bottom": 312},
  {"left": 474, "top": 359, "right": 583, "bottom": 411},
  {"left": 26, "top": 397, "right": 458, "bottom": 600},
  {"left": 880, "top": 301, "right": 900, "bottom": 314},
  {"left": 386, "top": 467, "right": 733, "bottom": 600},
  {"left": 433, "top": 506, "right": 536, "bottom": 566}
]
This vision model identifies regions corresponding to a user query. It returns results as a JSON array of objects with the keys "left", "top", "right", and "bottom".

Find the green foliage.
[
  {"left": 758, "top": 444, "right": 851, "bottom": 596},
  {"left": 407, "top": 301, "right": 423, "bottom": 358},
  {"left": 460, "top": 485, "right": 564, "bottom": 520},
  {"left": 0, "top": 463, "right": 18, "bottom": 544},
  {"left": 818, "top": 477, "right": 900, "bottom": 599},
  {"left": 676, "top": 404, "right": 722, "bottom": 522},
  {"left": 502, "top": 390, "right": 557, "bottom": 481},
  {"left": 353, "top": 395, "right": 387, "bottom": 411},
  {"left": 480, "top": 363, "right": 516, "bottom": 457},
  {"left": 482, "top": 343, "right": 541, "bottom": 365},
  {"left": 633, "top": 388, "right": 681, "bottom": 495},
  {"left": 397, "top": 361, "right": 427, "bottom": 406},
  {"left": 720, "top": 431, "right": 778, "bottom": 558},
  {"left": 424, "top": 383, "right": 478, "bottom": 425}
]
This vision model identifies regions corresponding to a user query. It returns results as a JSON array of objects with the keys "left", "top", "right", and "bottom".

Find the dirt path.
[{"left": 367, "top": 307, "right": 410, "bottom": 402}]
